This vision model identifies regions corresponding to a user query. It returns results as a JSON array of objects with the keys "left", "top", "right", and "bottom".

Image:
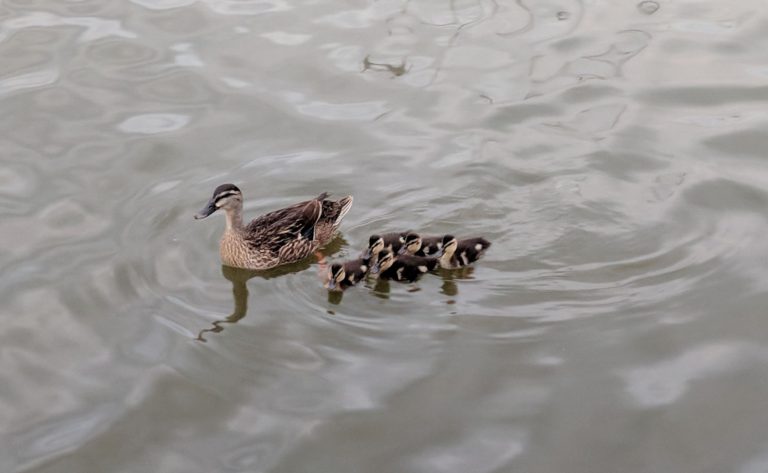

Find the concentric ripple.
[{"left": 3, "top": 0, "right": 768, "bottom": 472}]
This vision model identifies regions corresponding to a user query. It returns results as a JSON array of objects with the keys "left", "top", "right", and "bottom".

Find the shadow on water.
[
  {"left": 438, "top": 267, "right": 474, "bottom": 305},
  {"left": 326, "top": 275, "right": 392, "bottom": 305},
  {"left": 438, "top": 266, "right": 475, "bottom": 296},
  {"left": 196, "top": 231, "right": 480, "bottom": 320},
  {"left": 341, "top": 266, "right": 475, "bottom": 304},
  {"left": 371, "top": 278, "right": 391, "bottom": 300},
  {"left": 196, "top": 236, "right": 347, "bottom": 341}
]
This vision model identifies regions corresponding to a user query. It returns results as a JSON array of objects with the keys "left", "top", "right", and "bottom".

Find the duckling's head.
[
  {"left": 326, "top": 263, "right": 346, "bottom": 290},
  {"left": 441, "top": 235, "right": 458, "bottom": 255},
  {"left": 195, "top": 183, "right": 242, "bottom": 219},
  {"left": 372, "top": 249, "right": 394, "bottom": 274},
  {"left": 399, "top": 233, "right": 422, "bottom": 255},
  {"left": 364, "top": 234, "right": 385, "bottom": 259}
]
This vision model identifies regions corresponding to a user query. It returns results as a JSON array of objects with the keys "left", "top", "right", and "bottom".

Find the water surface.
[{"left": 2, "top": 1, "right": 768, "bottom": 472}]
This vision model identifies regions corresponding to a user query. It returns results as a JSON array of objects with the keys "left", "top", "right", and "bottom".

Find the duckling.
[
  {"left": 363, "top": 232, "right": 407, "bottom": 262},
  {"left": 325, "top": 257, "right": 371, "bottom": 291},
  {"left": 399, "top": 232, "right": 444, "bottom": 257},
  {"left": 195, "top": 184, "right": 353, "bottom": 270},
  {"left": 372, "top": 249, "right": 439, "bottom": 282},
  {"left": 439, "top": 234, "right": 491, "bottom": 269}
]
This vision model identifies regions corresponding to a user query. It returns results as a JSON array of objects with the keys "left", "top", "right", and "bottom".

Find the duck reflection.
[
  {"left": 370, "top": 278, "right": 391, "bottom": 300},
  {"left": 327, "top": 275, "right": 391, "bottom": 304},
  {"left": 196, "top": 236, "right": 346, "bottom": 341},
  {"left": 364, "top": 266, "right": 475, "bottom": 302},
  {"left": 438, "top": 266, "right": 474, "bottom": 303},
  {"left": 327, "top": 290, "right": 344, "bottom": 305}
]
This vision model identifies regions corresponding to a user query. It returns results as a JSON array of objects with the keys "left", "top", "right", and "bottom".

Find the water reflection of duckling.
[
  {"left": 439, "top": 235, "right": 491, "bottom": 269},
  {"left": 325, "top": 257, "right": 370, "bottom": 291},
  {"left": 373, "top": 249, "right": 439, "bottom": 282},
  {"left": 363, "top": 232, "right": 407, "bottom": 262},
  {"left": 399, "top": 232, "right": 444, "bottom": 256}
]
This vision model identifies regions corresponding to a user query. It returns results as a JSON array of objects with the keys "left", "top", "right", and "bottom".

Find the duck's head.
[
  {"left": 399, "top": 233, "right": 422, "bottom": 255},
  {"left": 371, "top": 249, "right": 394, "bottom": 274},
  {"left": 195, "top": 183, "right": 242, "bottom": 219},
  {"left": 364, "top": 234, "right": 385, "bottom": 259},
  {"left": 441, "top": 235, "right": 457, "bottom": 255},
  {"left": 326, "top": 263, "right": 345, "bottom": 290}
]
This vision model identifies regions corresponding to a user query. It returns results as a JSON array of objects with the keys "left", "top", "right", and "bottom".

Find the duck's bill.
[
  {"left": 370, "top": 264, "right": 380, "bottom": 274},
  {"left": 362, "top": 248, "right": 372, "bottom": 259},
  {"left": 397, "top": 247, "right": 407, "bottom": 255},
  {"left": 326, "top": 280, "right": 337, "bottom": 290},
  {"left": 194, "top": 199, "right": 217, "bottom": 219}
]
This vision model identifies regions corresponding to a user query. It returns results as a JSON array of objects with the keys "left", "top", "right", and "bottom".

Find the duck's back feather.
[
  {"left": 316, "top": 195, "right": 353, "bottom": 244},
  {"left": 244, "top": 195, "right": 325, "bottom": 256}
]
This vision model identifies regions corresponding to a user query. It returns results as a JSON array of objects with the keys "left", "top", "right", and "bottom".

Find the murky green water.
[{"left": 3, "top": 0, "right": 768, "bottom": 471}]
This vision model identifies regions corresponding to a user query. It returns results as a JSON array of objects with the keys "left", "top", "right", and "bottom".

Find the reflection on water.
[
  {"left": 438, "top": 266, "right": 474, "bottom": 301},
  {"left": 329, "top": 266, "right": 467, "bottom": 304},
  {"left": 197, "top": 236, "right": 347, "bottom": 340},
  {"left": 195, "top": 266, "right": 250, "bottom": 342},
  {"left": 5, "top": 0, "right": 768, "bottom": 472}
]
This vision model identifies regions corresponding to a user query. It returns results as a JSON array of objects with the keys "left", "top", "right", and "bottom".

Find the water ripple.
[
  {"left": 621, "top": 343, "right": 768, "bottom": 408},
  {"left": 297, "top": 100, "right": 389, "bottom": 121},
  {"left": 117, "top": 113, "right": 190, "bottom": 134},
  {"left": 0, "top": 68, "right": 59, "bottom": 96},
  {"left": 1, "top": 11, "right": 136, "bottom": 43},
  {"left": 129, "top": 0, "right": 196, "bottom": 10},
  {"left": 4, "top": 0, "right": 768, "bottom": 472}
]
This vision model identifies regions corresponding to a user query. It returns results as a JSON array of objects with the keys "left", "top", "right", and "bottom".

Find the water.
[{"left": 2, "top": 0, "right": 768, "bottom": 471}]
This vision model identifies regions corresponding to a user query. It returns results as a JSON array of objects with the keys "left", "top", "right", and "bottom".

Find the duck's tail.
[
  {"left": 319, "top": 194, "right": 353, "bottom": 227},
  {"left": 333, "top": 195, "right": 353, "bottom": 226}
]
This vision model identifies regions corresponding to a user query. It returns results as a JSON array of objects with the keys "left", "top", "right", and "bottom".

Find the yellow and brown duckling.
[
  {"left": 399, "top": 232, "right": 444, "bottom": 257},
  {"left": 363, "top": 232, "right": 407, "bottom": 262},
  {"left": 439, "top": 234, "right": 491, "bottom": 269},
  {"left": 372, "top": 249, "right": 439, "bottom": 282},
  {"left": 195, "top": 183, "right": 353, "bottom": 270},
  {"left": 325, "top": 257, "right": 371, "bottom": 291}
]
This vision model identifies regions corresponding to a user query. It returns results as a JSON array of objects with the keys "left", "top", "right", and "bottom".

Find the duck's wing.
[
  {"left": 398, "top": 254, "right": 439, "bottom": 272},
  {"left": 420, "top": 236, "right": 444, "bottom": 256},
  {"left": 462, "top": 237, "right": 491, "bottom": 255},
  {"left": 346, "top": 258, "right": 370, "bottom": 279},
  {"left": 245, "top": 194, "right": 326, "bottom": 250},
  {"left": 382, "top": 232, "right": 408, "bottom": 253},
  {"left": 455, "top": 237, "right": 491, "bottom": 264}
]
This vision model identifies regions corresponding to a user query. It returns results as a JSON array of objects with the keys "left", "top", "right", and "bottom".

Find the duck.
[
  {"left": 438, "top": 234, "right": 491, "bottom": 269},
  {"left": 398, "top": 232, "right": 444, "bottom": 257},
  {"left": 195, "top": 183, "right": 353, "bottom": 270},
  {"left": 325, "top": 257, "right": 371, "bottom": 291},
  {"left": 372, "top": 249, "right": 439, "bottom": 282},
  {"left": 363, "top": 232, "right": 407, "bottom": 262}
]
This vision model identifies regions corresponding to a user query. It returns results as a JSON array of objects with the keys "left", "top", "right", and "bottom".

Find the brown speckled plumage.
[{"left": 195, "top": 184, "right": 353, "bottom": 270}]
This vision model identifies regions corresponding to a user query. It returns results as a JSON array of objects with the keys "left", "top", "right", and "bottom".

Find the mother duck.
[{"left": 195, "top": 184, "right": 353, "bottom": 270}]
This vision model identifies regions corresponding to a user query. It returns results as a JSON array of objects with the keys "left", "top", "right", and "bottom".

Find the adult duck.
[{"left": 195, "top": 183, "right": 353, "bottom": 270}]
